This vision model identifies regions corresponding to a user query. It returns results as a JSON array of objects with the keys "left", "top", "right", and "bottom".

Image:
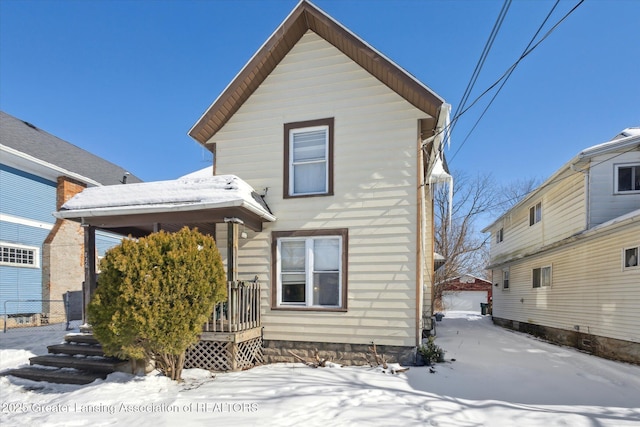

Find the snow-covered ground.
[{"left": 1, "top": 312, "right": 639, "bottom": 426}]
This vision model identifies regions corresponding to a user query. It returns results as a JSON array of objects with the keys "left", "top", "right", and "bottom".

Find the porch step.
[
  {"left": 1, "top": 331, "right": 129, "bottom": 385},
  {"left": 2, "top": 366, "right": 107, "bottom": 385},
  {"left": 64, "top": 333, "right": 99, "bottom": 345},
  {"left": 29, "top": 355, "right": 128, "bottom": 373},
  {"left": 47, "top": 343, "right": 105, "bottom": 357}
]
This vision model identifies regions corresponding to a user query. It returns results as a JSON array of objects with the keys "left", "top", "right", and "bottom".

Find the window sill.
[{"left": 271, "top": 306, "right": 347, "bottom": 313}]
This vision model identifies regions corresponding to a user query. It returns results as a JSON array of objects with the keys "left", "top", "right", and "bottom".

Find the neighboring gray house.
[{"left": 0, "top": 111, "right": 142, "bottom": 325}]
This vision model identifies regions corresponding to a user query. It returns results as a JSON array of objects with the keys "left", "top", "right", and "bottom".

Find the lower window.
[
  {"left": 532, "top": 266, "right": 552, "bottom": 288},
  {"left": 273, "top": 229, "right": 347, "bottom": 310}
]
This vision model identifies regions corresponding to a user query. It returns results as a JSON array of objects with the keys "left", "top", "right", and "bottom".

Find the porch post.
[
  {"left": 83, "top": 225, "right": 96, "bottom": 324},
  {"left": 226, "top": 219, "right": 239, "bottom": 283}
]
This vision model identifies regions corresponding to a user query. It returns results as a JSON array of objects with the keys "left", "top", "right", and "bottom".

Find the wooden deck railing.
[{"left": 203, "top": 281, "right": 261, "bottom": 333}]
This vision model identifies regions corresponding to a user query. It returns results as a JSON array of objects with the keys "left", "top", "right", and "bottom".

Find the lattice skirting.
[{"left": 185, "top": 337, "right": 263, "bottom": 371}]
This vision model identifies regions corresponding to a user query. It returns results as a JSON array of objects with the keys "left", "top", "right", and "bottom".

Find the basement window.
[{"left": 0, "top": 242, "right": 39, "bottom": 268}]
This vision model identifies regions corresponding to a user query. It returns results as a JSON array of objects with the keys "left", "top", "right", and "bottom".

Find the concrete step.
[
  {"left": 30, "top": 355, "right": 128, "bottom": 373},
  {"left": 2, "top": 366, "right": 107, "bottom": 385},
  {"left": 47, "top": 343, "right": 105, "bottom": 357},
  {"left": 64, "top": 333, "right": 99, "bottom": 345}
]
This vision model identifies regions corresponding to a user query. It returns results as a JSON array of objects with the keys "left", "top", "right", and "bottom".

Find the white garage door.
[{"left": 442, "top": 291, "right": 488, "bottom": 312}]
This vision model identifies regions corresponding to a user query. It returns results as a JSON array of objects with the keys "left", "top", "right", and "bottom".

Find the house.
[
  {"left": 436, "top": 274, "right": 492, "bottom": 313},
  {"left": 0, "top": 111, "right": 142, "bottom": 327},
  {"left": 56, "top": 0, "right": 451, "bottom": 367},
  {"left": 482, "top": 128, "right": 640, "bottom": 364}
]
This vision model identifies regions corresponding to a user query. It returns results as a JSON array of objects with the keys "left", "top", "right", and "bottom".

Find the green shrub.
[
  {"left": 418, "top": 336, "right": 446, "bottom": 365},
  {"left": 88, "top": 227, "right": 226, "bottom": 380}
]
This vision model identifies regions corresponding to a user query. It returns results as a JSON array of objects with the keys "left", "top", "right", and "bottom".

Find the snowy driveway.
[{"left": 1, "top": 312, "right": 639, "bottom": 426}]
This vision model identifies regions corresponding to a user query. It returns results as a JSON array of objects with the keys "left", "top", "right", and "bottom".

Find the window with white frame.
[
  {"left": 532, "top": 266, "right": 551, "bottom": 288},
  {"left": 615, "top": 163, "right": 640, "bottom": 193},
  {"left": 496, "top": 228, "right": 504, "bottom": 244},
  {"left": 0, "top": 242, "right": 39, "bottom": 268},
  {"left": 502, "top": 269, "right": 510, "bottom": 289},
  {"left": 623, "top": 246, "right": 639, "bottom": 269},
  {"left": 273, "top": 229, "right": 347, "bottom": 310},
  {"left": 529, "top": 202, "right": 542, "bottom": 226},
  {"left": 284, "top": 118, "right": 334, "bottom": 198}
]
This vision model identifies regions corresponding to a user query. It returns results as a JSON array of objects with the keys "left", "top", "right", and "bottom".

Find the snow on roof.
[{"left": 61, "top": 174, "right": 269, "bottom": 215}]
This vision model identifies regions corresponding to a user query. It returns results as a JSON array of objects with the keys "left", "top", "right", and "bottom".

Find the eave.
[{"left": 188, "top": 0, "right": 444, "bottom": 146}]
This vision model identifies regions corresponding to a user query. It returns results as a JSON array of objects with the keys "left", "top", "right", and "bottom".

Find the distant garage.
[{"left": 442, "top": 290, "right": 489, "bottom": 312}]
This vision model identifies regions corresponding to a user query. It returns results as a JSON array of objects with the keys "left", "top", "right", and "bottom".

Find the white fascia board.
[
  {"left": 1, "top": 144, "right": 102, "bottom": 187},
  {"left": 54, "top": 198, "right": 276, "bottom": 223}
]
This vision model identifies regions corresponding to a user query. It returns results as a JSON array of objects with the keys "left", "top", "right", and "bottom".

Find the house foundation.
[
  {"left": 263, "top": 340, "right": 417, "bottom": 366},
  {"left": 493, "top": 317, "right": 640, "bottom": 365}
]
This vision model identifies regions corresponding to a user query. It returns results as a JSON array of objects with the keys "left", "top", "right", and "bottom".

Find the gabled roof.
[
  {"left": 482, "top": 129, "right": 640, "bottom": 233},
  {"left": 0, "top": 111, "right": 142, "bottom": 186},
  {"left": 189, "top": 0, "right": 444, "bottom": 146}
]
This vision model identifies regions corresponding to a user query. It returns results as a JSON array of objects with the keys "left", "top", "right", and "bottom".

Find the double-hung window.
[
  {"left": 496, "top": 228, "right": 504, "bottom": 244},
  {"left": 529, "top": 202, "right": 542, "bottom": 226},
  {"left": 284, "top": 118, "right": 334, "bottom": 198},
  {"left": 615, "top": 164, "right": 640, "bottom": 193},
  {"left": 532, "top": 266, "right": 552, "bottom": 288},
  {"left": 273, "top": 229, "right": 347, "bottom": 310},
  {"left": 502, "top": 269, "right": 510, "bottom": 289}
]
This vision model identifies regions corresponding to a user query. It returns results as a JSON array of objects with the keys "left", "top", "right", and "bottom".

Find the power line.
[
  {"left": 450, "top": 0, "right": 512, "bottom": 138},
  {"left": 451, "top": 0, "right": 561, "bottom": 161},
  {"left": 446, "top": 0, "right": 585, "bottom": 161}
]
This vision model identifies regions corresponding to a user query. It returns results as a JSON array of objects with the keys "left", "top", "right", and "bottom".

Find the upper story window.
[
  {"left": 284, "top": 118, "right": 334, "bottom": 198},
  {"left": 272, "top": 229, "right": 347, "bottom": 311},
  {"left": 623, "top": 246, "right": 638, "bottom": 270},
  {"left": 0, "top": 242, "right": 39, "bottom": 268},
  {"left": 615, "top": 163, "right": 640, "bottom": 194},
  {"left": 529, "top": 202, "right": 542, "bottom": 226},
  {"left": 496, "top": 228, "right": 504, "bottom": 244},
  {"left": 532, "top": 265, "right": 552, "bottom": 288}
]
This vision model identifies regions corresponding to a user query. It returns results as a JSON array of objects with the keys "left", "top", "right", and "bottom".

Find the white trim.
[
  {"left": 276, "top": 234, "right": 343, "bottom": 308},
  {"left": 288, "top": 124, "right": 329, "bottom": 196},
  {"left": 0, "top": 213, "right": 54, "bottom": 230},
  {"left": 1, "top": 144, "right": 102, "bottom": 187},
  {"left": 613, "top": 162, "right": 640, "bottom": 194},
  {"left": 0, "top": 241, "right": 40, "bottom": 269},
  {"left": 622, "top": 246, "right": 639, "bottom": 270},
  {"left": 532, "top": 265, "right": 552, "bottom": 288}
]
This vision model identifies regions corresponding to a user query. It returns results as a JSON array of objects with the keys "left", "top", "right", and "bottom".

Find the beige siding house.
[
  {"left": 483, "top": 129, "right": 640, "bottom": 364},
  {"left": 187, "top": 1, "right": 450, "bottom": 364}
]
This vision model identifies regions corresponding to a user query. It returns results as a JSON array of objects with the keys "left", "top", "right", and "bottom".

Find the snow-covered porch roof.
[{"left": 54, "top": 174, "right": 276, "bottom": 236}]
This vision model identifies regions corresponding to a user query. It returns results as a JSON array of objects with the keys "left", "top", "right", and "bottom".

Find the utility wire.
[
  {"left": 450, "top": 0, "right": 561, "bottom": 162},
  {"left": 450, "top": 0, "right": 512, "bottom": 138},
  {"left": 444, "top": 0, "right": 585, "bottom": 160}
]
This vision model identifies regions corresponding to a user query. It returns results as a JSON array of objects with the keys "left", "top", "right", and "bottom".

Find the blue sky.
[{"left": 1, "top": 0, "right": 639, "bottom": 186}]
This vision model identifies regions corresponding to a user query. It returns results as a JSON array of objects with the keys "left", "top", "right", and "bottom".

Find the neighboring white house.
[
  {"left": 483, "top": 128, "right": 640, "bottom": 364},
  {"left": 56, "top": 0, "right": 452, "bottom": 366}
]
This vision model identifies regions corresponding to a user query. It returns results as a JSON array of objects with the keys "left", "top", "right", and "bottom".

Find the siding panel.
[{"left": 212, "top": 32, "right": 428, "bottom": 347}]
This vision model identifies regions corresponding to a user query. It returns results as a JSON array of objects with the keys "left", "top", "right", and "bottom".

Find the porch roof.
[{"left": 54, "top": 174, "right": 275, "bottom": 236}]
